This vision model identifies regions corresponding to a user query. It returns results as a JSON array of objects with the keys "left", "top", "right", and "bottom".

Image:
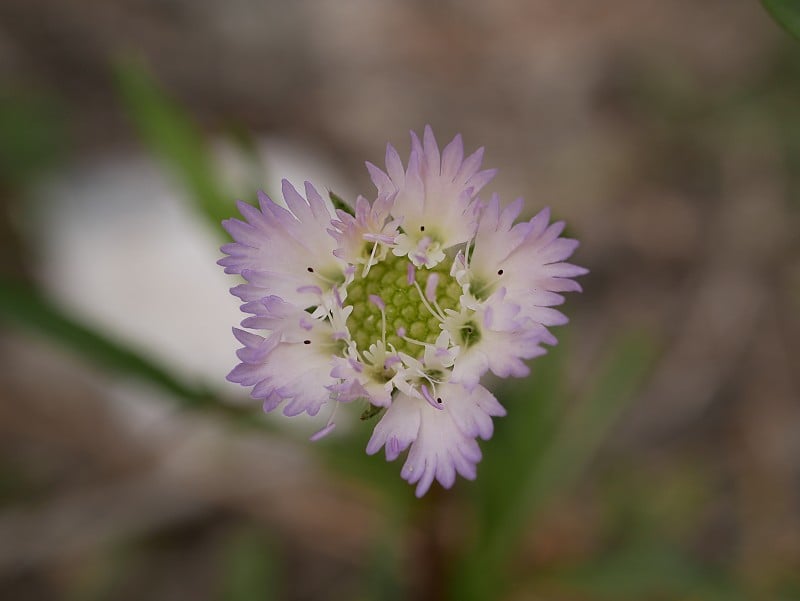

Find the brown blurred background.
[{"left": 1, "top": 1, "right": 799, "bottom": 600}]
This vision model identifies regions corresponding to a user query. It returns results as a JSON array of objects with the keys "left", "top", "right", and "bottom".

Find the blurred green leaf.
[
  {"left": 360, "top": 530, "right": 407, "bottom": 601},
  {"left": 763, "top": 0, "right": 800, "bottom": 42},
  {"left": 224, "top": 123, "right": 270, "bottom": 203},
  {"left": 453, "top": 331, "right": 658, "bottom": 601},
  {"left": 0, "top": 91, "right": 65, "bottom": 188},
  {"left": 0, "top": 277, "right": 213, "bottom": 407},
  {"left": 114, "top": 57, "right": 234, "bottom": 228},
  {"left": 221, "top": 528, "right": 283, "bottom": 601},
  {"left": 329, "top": 190, "right": 355, "bottom": 216},
  {"left": 317, "top": 420, "right": 416, "bottom": 506},
  {"left": 539, "top": 543, "right": 746, "bottom": 601},
  {"left": 472, "top": 345, "right": 565, "bottom": 534}
]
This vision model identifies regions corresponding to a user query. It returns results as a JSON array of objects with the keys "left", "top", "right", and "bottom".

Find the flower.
[{"left": 220, "top": 126, "right": 586, "bottom": 497}]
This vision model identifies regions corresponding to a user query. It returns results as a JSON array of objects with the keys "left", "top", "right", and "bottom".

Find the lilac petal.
[{"left": 441, "top": 134, "right": 464, "bottom": 178}]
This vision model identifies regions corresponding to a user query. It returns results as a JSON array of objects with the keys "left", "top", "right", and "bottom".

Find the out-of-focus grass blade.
[
  {"left": 221, "top": 527, "right": 283, "bottom": 601},
  {"left": 453, "top": 331, "right": 658, "bottom": 601},
  {"left": 763, "top": 0, "right": 800, "bottom": 42},
  {"left": 114, "top": 57, "right": 233, "bottom": 228},
  {"left": 0, "top": 277, "right": 212, "bottom": 407}
]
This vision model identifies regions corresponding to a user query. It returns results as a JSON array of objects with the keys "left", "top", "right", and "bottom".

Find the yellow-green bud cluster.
[{"left": 345, "top": 254, "right": 461, "bottom": 356}]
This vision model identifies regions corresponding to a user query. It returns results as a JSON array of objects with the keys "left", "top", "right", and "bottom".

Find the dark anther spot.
[
  {"left": 307, "top": 267, "right": 314, "bottom": 272},
  {"left": 419, "top": 225, "right": 425, "bottom": 232},
  {"left": 436, "top": 397, "right": 443, "bottom": 404},
  {"left": 497, "top": 269, "right": 504, "bottom": 275},
  {"left": 303, "top": 340, "right": 311, "bottom": 345}
]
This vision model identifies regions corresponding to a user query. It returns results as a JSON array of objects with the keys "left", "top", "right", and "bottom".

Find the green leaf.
[
  {"left": 0, "top": 277, "right": 212, "bottom": 407},
  {"left": 221, "top": 527, "right": 283, "bottom": 601},
  {"left": 113, "top": 56, "right": 234, "bottom": 228},
  {"left": 329, "top": 190, "right": 355, "bottom": 216},
  {"left": 540, "top": 543, "right": 746, "bottom": 601},
  {"left": 762, "top": 0, "right": 800, "bottom": 42},
  {"left": 452, "top": 330, "right": 659, "bottom": 601},
  {"left": 316, "top": 418, "right": 416, "bottom": 507},
  {"left": 360, "top": 529, "right": 408, "bottom": 601},
  {"left": 0, "top": 91, "right": 65, "bottom": 188},
  {"left": 472, "top": 344, "right": 565, "bottom": 536}
]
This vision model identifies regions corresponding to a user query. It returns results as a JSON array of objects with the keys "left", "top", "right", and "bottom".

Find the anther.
[
  {"left": 307, "top": 267, "right": 314, "bottom": 272},
  {"left": 497, "top": 269, "right": 504, "bottom": 275},
  {"left": 303, "top": 340, "right": 311, "bottom": 344},
  {"left": 368, "top": 294, "right": 386, "bottom": 311},
  {"left": 425, "top": 273, "right": 439, "bottom": 303},
  {"left": 407, "top": 263, "right": 416, "bottom": 285},
  {"left": 413, "top": 281, "right": 445, "bottom": 321}
]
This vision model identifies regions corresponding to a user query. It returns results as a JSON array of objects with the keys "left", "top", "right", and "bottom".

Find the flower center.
[{"left": 345, "top": 254, "right": 461, "bottom": 356}]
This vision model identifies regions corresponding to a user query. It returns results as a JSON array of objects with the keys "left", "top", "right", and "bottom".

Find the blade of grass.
[
  {"left": 762, "top": 0, "right": 800, "bottom": 42},
  {"left": 113, "top": 56, "right": 234, "bottom": 228},
  {"left": 0, "top": 277, "right": 212, "bottom": 407}
]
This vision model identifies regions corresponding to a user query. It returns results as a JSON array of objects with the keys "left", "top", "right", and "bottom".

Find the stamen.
[
  {"left": 310, "top": 398, "right": 340, "bottom": 441},
  {"left": 420, "top": 383, "right": 443, "bottom": 411},
  {"left": 368, "top": 294, "right": 386, "bottom": 311},
  {"left": 310, "top": 422, "right": 336, "bottom": 441},
  {"left": 425, "top": 272, "right": 439, "bottom": 302},
  {"left": 362, "top": 240, "right": 380, "bottom": 277},
  {"left": 432, "top": 297, "right": 447, "bottom": 318},
  {"left": 384, "top": 355, "right": 402, "bottom": 369},
  {"left": 413, "top": 280, "right": 445, "bottom": 321},
  {"left": 369, "top": 294, "right": 387, "bottom": 345},
  {"left": 397, "top": 330, "right": 431, "bottom": 349}
]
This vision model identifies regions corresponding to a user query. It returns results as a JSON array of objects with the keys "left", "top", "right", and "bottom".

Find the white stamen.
[
  {"left": 362, "top": 240, "right": 380, "bottom": 277},
  {"left": 369, "top": 295, "right": 387, "bottom": 345},
  {"left": 413, "top": 280, "right": 445, "bottom": 321},
  {"left": 310, "top": 398, "right": 340, "bottom": 441}
]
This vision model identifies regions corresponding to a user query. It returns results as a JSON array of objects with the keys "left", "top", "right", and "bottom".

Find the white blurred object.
[{"left": 30, "top": 137, "right": 354, "bottom": 399}]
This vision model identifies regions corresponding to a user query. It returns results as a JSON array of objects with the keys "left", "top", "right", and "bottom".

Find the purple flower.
[{"left": 220, "top": 126, "right": 586, "bottom": 497}]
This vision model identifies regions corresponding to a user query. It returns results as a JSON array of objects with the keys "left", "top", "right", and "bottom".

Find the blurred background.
[{"left": 1, "top": 1, "right": 799, "bottom": 599}]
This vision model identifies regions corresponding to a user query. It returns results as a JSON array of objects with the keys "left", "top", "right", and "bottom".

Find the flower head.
[{"left": 220, "top": 128, "right": 586, "bottom": 497}]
